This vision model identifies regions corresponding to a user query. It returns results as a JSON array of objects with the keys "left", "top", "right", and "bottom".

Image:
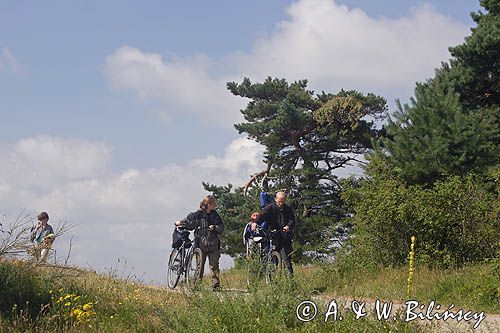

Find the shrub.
[
  {"left": 342, "top": 173, "right": 500, "bottom": 268},
  {"left": 0, "top": 260, "right": 52, "bottom": 320}
]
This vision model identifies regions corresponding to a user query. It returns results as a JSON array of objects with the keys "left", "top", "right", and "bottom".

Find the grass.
[
  {"left": 302, "top": 262, "right": 500, "bottom": 314},
  {"left": 0, "top": 257, "right": 498, "bottom": 332}
]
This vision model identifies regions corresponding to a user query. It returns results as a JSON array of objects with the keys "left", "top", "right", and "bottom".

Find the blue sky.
[
  {"left": 0, "top": 0, "right": 482, "bottom": 283},
  {"left": 1, "top": 1, "right": 296, "bottom": 168},
  {"left": 0, "top": 0, "right": 480, "bottom": 168}
]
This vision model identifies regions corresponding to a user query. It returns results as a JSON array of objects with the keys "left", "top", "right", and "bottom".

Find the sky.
[{"left": 0, "top": 0, "right": 481, "bottom": 284}]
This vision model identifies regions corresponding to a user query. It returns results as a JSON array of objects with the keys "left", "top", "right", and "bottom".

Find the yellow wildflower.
[
  {"left": 407, "top": 236, "right": 416, "bottom": 298},
  {"left": 72, "top": 309, "right": 83, "bottom": 318}
]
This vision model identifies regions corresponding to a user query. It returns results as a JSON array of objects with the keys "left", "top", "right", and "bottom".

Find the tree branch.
[{"left": 243, "top": 163, "right": 272, "bottom": 195}]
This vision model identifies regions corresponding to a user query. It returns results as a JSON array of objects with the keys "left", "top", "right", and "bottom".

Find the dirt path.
[
  {"left": 312, "top": 295, "right": 500, "bottom": 333},
  {"left": 169, "top": 287, "right": 500, "bottom": 332},
  {"left": 151, "top": 284, "right": 500, "bottom": 332}
]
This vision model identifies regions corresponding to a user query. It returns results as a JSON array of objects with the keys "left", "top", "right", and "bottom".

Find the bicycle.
[
  {"left": 244, "top": 225, "right": 283, "bottom": 288},
  {"left": 166, "top": 226, "right": 203, "bottom": 290}
]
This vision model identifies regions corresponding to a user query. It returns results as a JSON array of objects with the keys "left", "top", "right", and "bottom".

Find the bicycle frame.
[
  {"left": 179, "top": 240, "right": 194, "bottom": 276},
  {"left": 248, "top": 228, "right": 278, "bottom": 258},
  {"left": 167, "top": 226, "right": 204, "bottom": 289},
  {"left": 245, "top": 228, "right": 282, "bottom": 287}
]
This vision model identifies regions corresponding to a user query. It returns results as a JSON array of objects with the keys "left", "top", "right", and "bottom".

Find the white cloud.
[
  {"left": 103, "top": 46, "right": 245, "bottom": 128},
  {"left": 190, "top": 137, "right": 266, "bottom": 179},
  {"left": 103, "top": 0, "right": 468, "bottom": 127},
  {"left": 0, "top": 135, "right": 265, "bottom": 284},
  {"left": 4, "top": 135, "right": 112, "bottom": 190},
  {"left": 233, "top": 0, "right": 467, "bottom": 98}
]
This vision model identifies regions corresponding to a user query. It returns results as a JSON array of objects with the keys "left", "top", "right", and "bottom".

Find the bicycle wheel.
[
  {"left": 186, "top": 247, "right": 202, "bottom": 290},
  {"left": 245, "top": 240, "right": 252, "bottom": 259},
  {"left": 167, "top": 248, "right": 182, "bottom": 289},
  {"left": 265, "top": 251, "right": 282, "bottom": 284},
  {"left": 246, "top": 252, "right": 263, "bottom": 290}
]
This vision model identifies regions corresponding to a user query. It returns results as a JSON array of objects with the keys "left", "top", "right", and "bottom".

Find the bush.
[
  {"left": 0, "top": 260, "right": 52, "bottom": 319},
  {"left": 342, "top": 173, "right": 500, "bottom": 268}
]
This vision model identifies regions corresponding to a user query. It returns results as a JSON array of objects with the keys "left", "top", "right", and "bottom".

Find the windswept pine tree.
[{"left": 207, "top": 78, "right": 386, "bottom": 259}]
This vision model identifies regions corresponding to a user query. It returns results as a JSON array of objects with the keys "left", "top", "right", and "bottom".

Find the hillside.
[{"left": 1, "top": 259, "right": 499, "bottom": 332}]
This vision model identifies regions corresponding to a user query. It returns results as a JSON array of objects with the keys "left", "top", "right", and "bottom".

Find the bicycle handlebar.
[
  {"left": 175, "top": 225, "right": 210, "bottom": 232},
  {"left": 255, "top": 226, "right": 287, "bottom": 234}
]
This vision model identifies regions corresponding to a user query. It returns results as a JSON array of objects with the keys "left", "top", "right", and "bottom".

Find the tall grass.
[
  {"left": 0, "top": 259, "right": 51, "bottom": 320},
  {"left": 312, "top": 261, "right": 500, "bottom": 313}
]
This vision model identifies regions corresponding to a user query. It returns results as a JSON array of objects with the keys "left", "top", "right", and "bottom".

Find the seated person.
[
  {"left": 29, "top": 212, "right": 55, "bottom": 263},
  {"left": 244, "top": 212, "right": 268, "bottom": 239},
  {"left": 244, "top": 212, "right": 269, "bottom": 258}
]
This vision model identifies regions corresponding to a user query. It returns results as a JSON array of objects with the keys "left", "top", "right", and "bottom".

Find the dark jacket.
[
  {"left": 180, "top": 209, "right": 224, "bottom": 252},
  {"left": 257, "top": 202, "right": 296, "bottom": 231}
]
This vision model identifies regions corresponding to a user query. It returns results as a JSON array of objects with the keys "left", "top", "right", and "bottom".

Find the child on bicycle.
[{"left": 244, "top": 212, "right": 268, "bottom": 257}]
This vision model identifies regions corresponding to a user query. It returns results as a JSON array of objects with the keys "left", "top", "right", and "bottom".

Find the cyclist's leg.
[
  {"left": 273, "top": 233, "right": 283, "bottom": 253},
  {"left": 207, "top": 249, "right": 221, "bottom": 289},
  {"left": 199, "top": 250, "right": 207, "bottom": 281},
  {"left": 282, "top": 235, "right": 294, "bottom": 276}
]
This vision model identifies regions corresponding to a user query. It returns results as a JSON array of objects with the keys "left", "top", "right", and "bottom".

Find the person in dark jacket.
[
  {"left": 251, "top": 191, "right": 296, "bottom": 276},
  {"left": 176, "top": 195, "right": 224, "bottom": 290}
]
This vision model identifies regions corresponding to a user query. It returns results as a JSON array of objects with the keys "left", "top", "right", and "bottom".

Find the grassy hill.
[{"left": 0, "top": 258, "right": 498, "bottom": 332}]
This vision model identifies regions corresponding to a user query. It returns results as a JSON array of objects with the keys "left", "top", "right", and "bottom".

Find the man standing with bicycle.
[
  {"left": 251, "top": 191, "right": 296, "bottom": 277},
  {"left": 176, "top": 195, "right": 224, "bottom": 290}
]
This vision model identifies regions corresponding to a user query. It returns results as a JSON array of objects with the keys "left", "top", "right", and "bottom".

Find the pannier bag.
[{"left": 172, "top": 228, "right": 191, "bottom": 249}]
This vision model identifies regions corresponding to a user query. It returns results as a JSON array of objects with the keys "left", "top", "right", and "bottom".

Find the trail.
[
  {"left": 150, "top": 284, "right": 500, "bottom": 332},
  {"left": 313, "top": 295, "right": 500, "bottom": 333}
]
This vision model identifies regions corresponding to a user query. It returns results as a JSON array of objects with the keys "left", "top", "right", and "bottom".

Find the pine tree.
[
  {"left": 379, "top": 82, "right": 496, "bottom": 184},
  {"left": 376, "top": 1, "right": 499, "bottom": 184},
  {"left": 219, "top": 77, "right": 386, "bottom": 258},
  {"left": 438, "top": 0, "right": 500, "bottom": 110}
]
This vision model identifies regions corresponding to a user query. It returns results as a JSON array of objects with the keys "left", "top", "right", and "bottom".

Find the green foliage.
[
  {"left": 0, "top": 260, "right": 51, "bottom": 320},
  {"left": 378, "top": 84, "right": 497, "bottom": 184},
  {"left": 342, "top": 173, "right": 500, "bottom": 268},
  {"left": 438, "top": 0, "right": 500, "bottom": 110}
]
